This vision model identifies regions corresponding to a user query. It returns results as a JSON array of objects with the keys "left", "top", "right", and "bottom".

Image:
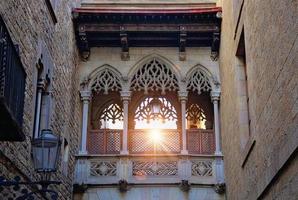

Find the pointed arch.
[
  {"left": 128, "top": 54, "right": 181, "bottom": 94},
  {"left": 87, "top": 64, "right": 123, "bottom": 94},
  {"left": 186, "top": 64, "right": 219, "bottom": 94}
]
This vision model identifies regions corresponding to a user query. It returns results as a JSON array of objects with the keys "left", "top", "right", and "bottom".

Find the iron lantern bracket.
[{"left": 0, "top": 175, "right": 61, "bottom": 200}]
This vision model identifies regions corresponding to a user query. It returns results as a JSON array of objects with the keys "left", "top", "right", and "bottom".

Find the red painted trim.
[{"left": 73, "top": 7, "right": 222, "bottom": 14}]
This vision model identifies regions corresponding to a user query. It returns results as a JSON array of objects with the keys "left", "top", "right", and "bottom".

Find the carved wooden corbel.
[
  {"left": 179, "top": 26, "right": 187, "bottom": 61},
  {"left": 211, "top": 32, "right": 220, "bottom": 61},
  {"left": 78, "top": 25, "right": 90, "bottom": 61},
  {"left": 120, "top": 26, "right": 129, "bottom": 61}
]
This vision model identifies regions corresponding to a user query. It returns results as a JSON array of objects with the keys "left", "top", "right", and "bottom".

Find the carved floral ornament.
[{"left": 82, "top": 58, "right": 218, "bottom": 97}]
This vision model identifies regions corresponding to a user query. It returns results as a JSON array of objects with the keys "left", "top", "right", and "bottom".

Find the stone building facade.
[
  {"left": 0, "top": 0, "right": 297, "bottom": 200},
  {"left": 219, "top": 0, "right": 297, "bottom": 199},
  {"left": 0, "top": 0, "right": 81, "bottom": 199}
]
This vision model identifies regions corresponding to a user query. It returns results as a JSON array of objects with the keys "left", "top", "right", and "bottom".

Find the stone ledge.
[{"left": 241, "top": 137, "right": 256, "bottom": 168}]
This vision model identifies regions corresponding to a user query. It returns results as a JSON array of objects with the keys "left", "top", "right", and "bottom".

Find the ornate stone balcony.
[
  {"left": 75, "top": 128, "right": 222, "bottom": 186},
  {"left": 74, "top": 154, "right": 221, "bottom": 185}
]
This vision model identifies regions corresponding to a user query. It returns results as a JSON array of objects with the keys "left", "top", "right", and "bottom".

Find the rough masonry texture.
[
  {"left": 220, "top": 0, "right": 297, "bottom": 199},
  {"left": 0, "top": 0, "right": 81, "bottom": 199}
]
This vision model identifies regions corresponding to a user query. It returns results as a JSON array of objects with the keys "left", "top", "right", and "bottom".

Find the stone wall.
[
  {"left": 74, "top": 186, "right": 224, "bottom": 200},
  {"left": 0, "top": 0, "right": 80, "bottom": 199},
  {"left": 219, "top": 0, "right": 297, "bottom": 199}
]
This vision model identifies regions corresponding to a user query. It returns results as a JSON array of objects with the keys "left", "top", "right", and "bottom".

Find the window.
[
  {"left": 0, "top": 16, "right": 26, "bottom": 141},
  {"left": 33, "top": 44, "right": 53, "bottom": 138},
  {"left": 236, "top": 28, "right": 251, "bottom": 147},
  {"left": 236, "top": 28, "right": 255, "bottom": 166}
]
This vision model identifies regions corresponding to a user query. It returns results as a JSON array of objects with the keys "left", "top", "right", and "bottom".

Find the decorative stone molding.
[
  {"left": 120, "top": 91, "right": 132, "bottom": 102},
  {"left": 37, "top": 78, "right": 47, "bottom": 91},
  {"left": 80, "top": 76, "right": 90, "bottom": 91},
  {"left": 211, "top": 91, "right": 221, "bottom": 102},
  {"left": 73, "top": 183, "right": 88, "bottom": 194},
  {"left": 179, "top": 180, "right": 191, "bottom": 192},
  {"left": 214, "top": 182, "right": 226, "bottom": 194},
  {"left": 80, "top": 90, "right": 91, "bottom": 102},
  {"left": 178, "top": 91, "right": 188, "bottom": 102},
  {"left": 118, "top": 179, "right": 129, "bottom": 192}
]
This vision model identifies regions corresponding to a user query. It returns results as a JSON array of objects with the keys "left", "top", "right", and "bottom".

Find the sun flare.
[{"left": 149, "top": 129, "right": 163, "bottom": 144}]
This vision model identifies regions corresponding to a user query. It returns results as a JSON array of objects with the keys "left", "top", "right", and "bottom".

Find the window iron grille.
[{"left": 0, "top": 16, "right": 26, "bottom": 141}]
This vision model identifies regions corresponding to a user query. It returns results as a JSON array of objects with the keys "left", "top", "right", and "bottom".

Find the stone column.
[
  {"left": 33, "top": 79, "right": 46, "bottom": 138},
  {"left": 211, "top": 91, "right": 225, "bottom": 187},
  {"left": 120, "top": 91, "right": 131, "bottom": 155},
  {"left": 211, "top": 91, "right": 222, "bottom": 155},
  {"left": 179, "top": 91, "right": 188, "bottom": 155},
  {"left": 79, "top": 90, "right": 91, "bottom": 155}
]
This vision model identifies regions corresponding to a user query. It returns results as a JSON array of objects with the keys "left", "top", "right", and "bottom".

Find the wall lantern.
[
  {"left": 0, "top": 129, "right": 62, "bottom": 200},
  {"left": 32, "top": 129, "right": 61, "bottom": 173},
  {"left": 149, "top": 97, "right": 162, "bottom": 118}
]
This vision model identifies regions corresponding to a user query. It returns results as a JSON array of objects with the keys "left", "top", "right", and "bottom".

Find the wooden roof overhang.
[{"left": 72, "top": 7, "right": 222, "bottom": 61}]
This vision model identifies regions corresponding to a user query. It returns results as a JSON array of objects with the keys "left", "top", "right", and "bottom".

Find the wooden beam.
[{"left": 81, "top": 24, "right": 219, "bottom": 33}]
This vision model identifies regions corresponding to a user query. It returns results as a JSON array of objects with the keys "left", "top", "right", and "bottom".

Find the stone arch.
[
  {"left": 86, "top": 64, "right": 123, "bottom": 94},
  {"left": 185, "top": 64, "right": 220, "bottom": 94},
  {"left": 128, "top": 54, "right": 181, "bottom": 94}
]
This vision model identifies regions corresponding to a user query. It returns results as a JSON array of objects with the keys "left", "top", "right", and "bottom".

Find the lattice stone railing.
[
  {"left": 187, "top": 129, "right": 215, "bottom": 154},
  {"left": 75, "top": 155, "right": 220, "bottom": 185},
  {"left": 87, "top": 129, "right": 122, "bottom": 154},
  {"left": 129, "top": 129, "right": 181, "bottom": 154},
  {"left": 87, "top": 129, "right": 215, "bottom": 155}
]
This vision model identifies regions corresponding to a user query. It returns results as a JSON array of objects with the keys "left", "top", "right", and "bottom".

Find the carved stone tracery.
[
  {"left": 100, "top": 103, "right": 123, "bottom": 124},
  {"left": 130, "top": 58, "right": 179, "bottom": 94},
  {"left": 186, "top": 104, "right": 206, "bottom": 125},
  {"left": 91, "top": 68, "right": 122, "bottom": 94},
  {"left": 132, "top": 160, "right": 178, "bottom": 176},
  {"left": 134, "top": 97, "right": 177, "bottom": 123},
  {"left": 187, "top": 70, "right": 212, "bottom": 94},
  {"left": 90, "top": 161, "right": 117, "bottom": 176},
  {"left": 191, "top": 160, "right": 213, "bottom": 176}
]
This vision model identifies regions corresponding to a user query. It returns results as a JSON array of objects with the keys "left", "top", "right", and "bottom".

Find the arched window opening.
[
  {"left": 88, "top": 91, "right": 123, "bottom": 154},
  {"left": 186, "top": 91, "right": 215, "bottom": 154},
  {"left": 186, "top": 104, "right": 207, "bottom": 129},
  {"left": 129, "top": 93, "right": 180, "bottom": 154}
]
